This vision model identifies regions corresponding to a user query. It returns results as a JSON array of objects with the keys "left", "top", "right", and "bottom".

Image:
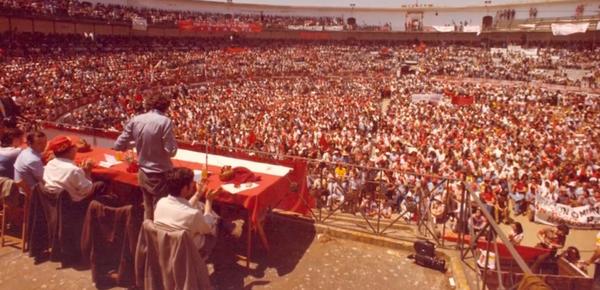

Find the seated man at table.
[
  {"left": 0, "top": 127, "right": 24, "bottom": 179},
  {"left": 154, "top": 167, "right": 220, "bottom": 259},
  {"left": 14, "top": 131, "right": 47, "bottom": 193},
  {"left": 43, "top": 136, "right": 108, "bottom": 202}
]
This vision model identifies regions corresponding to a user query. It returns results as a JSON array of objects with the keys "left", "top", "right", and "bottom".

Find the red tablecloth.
[
  {"left": 444, "top": 233, "right": 551, "bottom": 262},
  {"left": 76, "top": 147, "right": 291, "bottom": 225}
]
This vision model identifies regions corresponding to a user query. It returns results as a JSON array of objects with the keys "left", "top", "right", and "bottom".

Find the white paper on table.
[
  {"left": 98, "top": 154, "right": 122, "bottom": 168},
  {"left": 221, "top": 182, "right": 259, "bottom": 194}
]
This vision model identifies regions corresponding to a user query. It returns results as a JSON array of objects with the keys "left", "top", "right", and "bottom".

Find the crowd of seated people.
[
  {"left": 1, "top": 33, "right": 598, "bottom": 125},
  {"left": 0, "top": 34, "right": 599, "bottom": 233},
  {"left": 0, "top": 0, "right": 343, "bottom": 28},
  {"left": 0, "top": 28, "right": 597, "bottom": 287}
]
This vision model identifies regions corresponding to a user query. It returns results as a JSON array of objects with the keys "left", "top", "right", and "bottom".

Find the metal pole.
[
  {"left": 376, "top": 171, "right": 383, "bottom": 234},
  {"left": 468, "top": 189, "right": 532, "bottom": 275},
  {"left": 493, "top": 236, "right": 506, "bottom": 290},
  {"left": 482, "top": 224, "right": 492, "bottom": 290},
  {"left": 441, "top": 179, "right": 450, "bottom": 247}
]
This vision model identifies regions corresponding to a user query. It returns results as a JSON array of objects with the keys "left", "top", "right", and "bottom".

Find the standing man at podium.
[{"left": 114, "top": 92, "right": 178, "bottom": 220}]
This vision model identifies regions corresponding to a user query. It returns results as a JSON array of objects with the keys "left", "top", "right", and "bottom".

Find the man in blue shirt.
[
  {"left": 14, "top": 131, "right": 47, "bottom": 193},
  {"left": 114, "top": 92, "right": 178, "bottom": 220},
  {"left": 0, "top": 128, "right": 24, "bottom": 179}
]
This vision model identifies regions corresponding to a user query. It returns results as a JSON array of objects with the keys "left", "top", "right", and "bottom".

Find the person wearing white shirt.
[
  {"left": 43, "top": 136, "right": 107, "bottom": 202},
  {"left": 326, "top": 174, "right": 345, "bottom": 208},
  {"left": 154, "top": 167, "right": 220, "bottom": 258},
  {"left": 508, "top": 222, "right": 524, "bottom": 245}
]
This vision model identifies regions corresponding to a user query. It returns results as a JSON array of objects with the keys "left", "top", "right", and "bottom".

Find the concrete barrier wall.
[
  {"left": 10, "top": 17, "right": 33, "bottom": 32},
  {"left": 75, "top": 23, "right": 95, "bottom": 34},
  {"left": 94, "top": 24, "right": 112, "bottom": 35},
  {"left": 55, "top": 21, "right": 76, "bottom": 34},
  {"left": 0, "top": 15, "right": 598, "bottom": 43},
  {"left": 0, "top": 16, "right": 8, "bottom": 32},
  {"left": 33, "top": 20, "right": 54, "bottom": 34}
]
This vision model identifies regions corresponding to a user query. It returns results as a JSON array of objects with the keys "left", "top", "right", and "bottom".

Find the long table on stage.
[{"left": 76, "top": 146, "right": 294, "bottom": 267}]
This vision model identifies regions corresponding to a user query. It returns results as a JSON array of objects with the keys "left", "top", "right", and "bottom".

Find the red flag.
[
  {"left": 247, "top": 131, "right": 256, "bottom": 146},
  {"left": 452, "top": 95, "right": 475, "bottom": 106},
  {"left": 178, "top": 20, "right": 194, "bottom": 31},
  {"left": 443, "top": 89, "right": 457, "bottom": 98}
]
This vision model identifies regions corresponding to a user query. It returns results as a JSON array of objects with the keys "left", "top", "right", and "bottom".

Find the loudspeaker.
[
  {"left": 414, "top": 240, "right": 435, "bottom": 257},
  {"left": 415, "top": 253, "right": 447, "bottom": 272}
]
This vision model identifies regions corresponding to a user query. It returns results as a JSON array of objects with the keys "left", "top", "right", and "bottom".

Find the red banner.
[
  {"left": 225, "top": 47, "right": 247, "bottom": 54},
  {"left": 444, "top": 89, "right": 475, "bottom": 106},
  {"left": 452, "top": 95, "right": 475, "bottom": 106},
  {"left": 178, "top": 20, "right": 262, "bottom": 33}
]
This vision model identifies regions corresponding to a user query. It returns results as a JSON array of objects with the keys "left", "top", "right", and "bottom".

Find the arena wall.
[
  {"left": 0, "top": 15, "right": 598, "bottom": 43},
  {"left": 54, "top": 21, "right": 76, "bottom": 34}
]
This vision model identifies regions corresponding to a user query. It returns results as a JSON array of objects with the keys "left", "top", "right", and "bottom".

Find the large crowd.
[
  {"left": 1, "top": 33, "right": 599, "bottom": 228},
  {"left": 0, "top": 1, "right": 600, "bottom": 286}
]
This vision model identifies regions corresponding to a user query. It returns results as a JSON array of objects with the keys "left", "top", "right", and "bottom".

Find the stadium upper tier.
[{"left": 0, "top": 0, "right": 599, "bottom": 32}]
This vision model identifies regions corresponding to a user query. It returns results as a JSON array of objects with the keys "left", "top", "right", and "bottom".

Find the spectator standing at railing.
[{"left": 114, "top": 92, "right": 178, "bottom": 220}]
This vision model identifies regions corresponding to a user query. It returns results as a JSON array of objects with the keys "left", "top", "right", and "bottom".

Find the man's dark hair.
[
  {"left": 26, "top": 131, "right": 46, "bottom": 146},
  {"left": 144, "top": 91, "right": 173, "bottom": 113},
  {"left": 557, "top": 223, "right": 570, "bottom": 236},
  {"left": 0, "top": 127, "right": 23, "bottom": 147},
  {"left": 165, "top": 167, "right": 194, "bottom": 197}
]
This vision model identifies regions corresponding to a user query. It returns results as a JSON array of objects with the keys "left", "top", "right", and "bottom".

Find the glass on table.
[{"left": 115, "top": 151, "right": 124, "bottom": 161}]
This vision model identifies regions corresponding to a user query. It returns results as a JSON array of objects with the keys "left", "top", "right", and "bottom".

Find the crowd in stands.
[
  {"left": 0, "top": 2, "right": 599, "bottom": 286},
  {"left": 1, "top": 33, "right": 599, "bottom": 228},
  {"left": 0, "top": 0, "right": 344, "bottom": 28}
]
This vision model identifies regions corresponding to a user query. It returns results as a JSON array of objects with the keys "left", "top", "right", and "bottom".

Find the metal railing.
[
  {"left": 298, "top": 158, "right": 458, "bottom": 246},
  {"left": 456, "top": 185, "right": 533, "bottom": 290}
]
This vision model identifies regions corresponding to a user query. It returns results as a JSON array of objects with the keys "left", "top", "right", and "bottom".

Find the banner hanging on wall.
[
  {"left": 551, "top": 22, "right": 589, "bottom": 36},
  {"left": 463, "top": 25, "right": 481, "bottom": 35},
  {"left": 432, "top": 26, "right": 455, "bottom": 32},
  {"left": 132, "top": 17, "right": 147, "bottom": 31},
  {"left": 178, "top": 20, "right": 263, "bottom": 33},
  {"left": 534, "top": 194, "right": 600, "bottom": 229}
]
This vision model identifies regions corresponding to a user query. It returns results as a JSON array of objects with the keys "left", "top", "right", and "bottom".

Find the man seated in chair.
[
  {"left": 154, "top": 167, "right": 220, "bottom": 259},
  {"left": 14, "top": 131, "right": 47, "bottom": 196},
  {"left": 43, "top": 136, "right": 107, "bottom": 201}
]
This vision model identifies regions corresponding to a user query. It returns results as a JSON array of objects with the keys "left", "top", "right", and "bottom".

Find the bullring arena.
[{"left": 0, "top": 1, "right": 599, "bottom": 290}]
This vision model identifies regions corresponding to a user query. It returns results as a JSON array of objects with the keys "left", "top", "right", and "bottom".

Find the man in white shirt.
[
  {"left": 154, "top": 167, "right": 220, "bottom": 258},
  {"left": 326, "top": 174, "right": 345, "bottom": 208},
  {"left": 43, "top": 136, "right": 107, "bottom": 202}
]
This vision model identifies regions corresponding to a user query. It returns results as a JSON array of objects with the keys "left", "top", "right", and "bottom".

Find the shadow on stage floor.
[{"left": 208, "top": 216, "right": 316, "bottom": 290}]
